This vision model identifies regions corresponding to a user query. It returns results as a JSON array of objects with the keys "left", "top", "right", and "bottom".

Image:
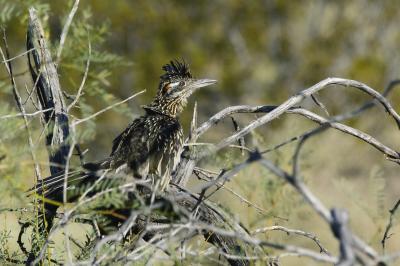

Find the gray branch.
[{"left": 27, "top": 7, "right": 70, "bottom": 175}]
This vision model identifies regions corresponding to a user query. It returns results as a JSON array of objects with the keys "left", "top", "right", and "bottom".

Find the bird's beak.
[{"left": 189, "top": 79, "right": 217, "bottom": 91}]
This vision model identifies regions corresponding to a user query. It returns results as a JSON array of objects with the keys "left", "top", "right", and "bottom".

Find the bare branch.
[
  {"left": 0, "top": 107, "right": 53, "bottom": 120},
  {"left": 67, "top": 36, "right": 91, "bottom": 112},
  {"left": 0, "top": 29, "right": 42, "bottom": 182},
  {"left": 330, "top": 209, "right": 355, "bottom": 266},
  {"left": 213, "top": 78, "right": 400, "bottom": 155},
  {"left": 287, "top": 108, "right": 400, "bottom": 160},
  {"left": 381, "top": 199, "right": 400, "bottom": 251},
  {"left": 56, "top": 0, "right": 80, "bottom": 64},
  {"left": 251, "top": 225, "right": 329, "bottom": 254},
  {"left": 72, "top": 90, "right": 145, "bottom": 126},
  {"left": 0, "top": 47, "right": 35, "bottom": 63},
  {"left": 28, "top": 7, "right": 71, "bottom": 175}
]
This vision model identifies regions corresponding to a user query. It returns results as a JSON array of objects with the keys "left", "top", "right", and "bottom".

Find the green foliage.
[
  {"left": 0, "top": 0, "right": 50, "bottom": 24},
  {"left": 0, "top": 229, "right": 22, "bottom": 264}
]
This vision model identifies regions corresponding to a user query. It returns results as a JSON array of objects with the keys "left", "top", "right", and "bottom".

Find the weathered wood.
[
  {"left": 27, "top": 7, "right": 70, "bottom": 175},
  {"left": 26, "top": 8, "right": 71, "bottom": 265}
]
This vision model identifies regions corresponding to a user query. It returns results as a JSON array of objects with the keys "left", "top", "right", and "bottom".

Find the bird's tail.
[{"left": 27, "top": 158, "right": 111, "bottom": 202}]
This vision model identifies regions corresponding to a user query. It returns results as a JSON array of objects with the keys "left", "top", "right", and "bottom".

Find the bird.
[{"left": 29, "top": 59, "right": 217, "bottom": 201}]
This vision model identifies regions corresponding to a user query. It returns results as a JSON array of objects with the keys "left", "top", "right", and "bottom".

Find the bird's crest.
[{"left": 161, "top": 59, "right": 192, "bottom": 81}]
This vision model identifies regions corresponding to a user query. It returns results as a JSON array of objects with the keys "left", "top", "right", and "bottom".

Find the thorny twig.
[{"left": 381, "top": 199, "right": 400, "bottom": 251}]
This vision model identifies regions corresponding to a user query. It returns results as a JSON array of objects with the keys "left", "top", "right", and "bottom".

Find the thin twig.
[
  {"left": 56, "top": 0, "right": 80, "bottom": 64},
  {"left": 0, "top": 29, "right": 42, "bottom": 182},
  {"left": 191, "top": 78, "right": 400, "bottom": 160},
  {"left": 193, "top": 167, "right": 269, "bottom": 215},
  {"left": 0, "top": 107, "right": 53, "bottom": 120},
  {"left": 381, "top": 199, "right": 400, "bottom": 251},
  {"left": 67, "top": 35, "right": 91, "bottom": 112},
  {"left": 72, "top": 90, "right": 145, "bottom": 126},
  {"left": 0, "top": 47, "right": 35, "bottom": 63},
  {"left": 251, "top": 225, "right": 329, "bottom": 254}
]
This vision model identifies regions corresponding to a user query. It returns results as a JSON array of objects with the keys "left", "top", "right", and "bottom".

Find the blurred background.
[{"left": 1, "top": 1, "right": 400, "bottom": 265}]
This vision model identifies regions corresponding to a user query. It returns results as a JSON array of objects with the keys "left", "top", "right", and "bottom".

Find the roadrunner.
[{"left": 31, "top": 59, "right": 216, "bottom": 200}]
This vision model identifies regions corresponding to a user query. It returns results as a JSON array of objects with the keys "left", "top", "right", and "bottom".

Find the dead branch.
[
  {"left": 209, "top": 78, "right": 400, "bottom": 155},
  {"left": 330, "top": 209, "right": 355, "bottom": 266},
  {"left": 56, "top": 0, "right": 80, "bottom": 64},
  {"left": 251, "top": 225, "right": 328, "bottom": 254},
  {"left": 0, "top": 29, "right": 42, "bottom": 182},
  {"left": 381, "top": 199, "right": 400, "bottom": 251},
  {"left": 27, "top": 7, "right": 71, "bottom": 175}
]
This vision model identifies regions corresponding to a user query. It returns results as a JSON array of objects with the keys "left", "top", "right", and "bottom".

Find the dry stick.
[
  {"left": 194, "top": 105, "right": 276, "bottom": 138},
  {"left": 27, "top": 8, "right": 73, "bottom": 265},
  {"left": 191, "top": 78, "right": 400, "bottom": 159},
  {"left": 381, "top": 199, "right": 400, "bottom": 251},
  {"left": 176, "top": 105, "right": 398, "bottom": 259},
  {"left": 0, "top": 31, "right": 42, "bottom": 182},
  {"left": 23, "top": 66, "right": 43, "bottom": 107},
  {"left": 261, "top": 118, "right": 384, "bottom": 260},
  {"left": 173, "top": 80, "right": 399, "bottom": 263},
  {"left": 262, "top": 79, "right": 400, "bottom": 155},
  {"left": 145, "top": 222, "right": 338, "bottom": 264},
  {"left": 258, "top": 157, "right": 378, "bottom": 261},
  {"left": 1, "top": 29, "right": 46, "bottom": 265},
  {"left": 90, "top": 213, "right": 139, "bottom": 264},
  {"left": 56, "top": 0, "right": 80, "bottom": 64},
  {"left": 178, "top": 79, "right": 400, "bottom": 191},
  {"left": 191, "top": 152, "right": 261, "bottom": 212},
  {"left": 28, "top": 7, "right": 71, "bottom": 175},
  {"left": 195, "top": 107, "right": 399, "bottom": 217},
  {"left": 311, "top": 93, "right": 330, "bottom": 116},
  {"left": 0, "top": 107, "right": 53, "bottom": 120},
  {"left": 230, "top": 116, "right": 245, "bottom": 155},
  {"left": 193, "top": 167, "right": 269, "bottom": 215},
  {"left": 32, "top": 181, "right": 137, "bottom": 265},
  {"left": 62, "top": 125, "right": 77, "bottom": 265},
  {"left": 34, "top": 179, "right": 157, "bottom": 263},
  {"left": 330, "top": 209, "right": 355, "bottom": 266},
  {"left": 67, "top": 36, "right": 91, "bottom": 112},
  {"left": 192, "top": 80, "right": 400, "bottom": 156},
  {"left": 251, "top": 225, "right": 328, "bottom": 254},
  {"left": 72, "top": 90, "right": 146, "bottom": 126},
  {"left": 287, "top": 108, "right": 399, "bottom": 160},
  {"left": 259, "top": 112, "right": 381, "bottom": 261},
  {"left": 1, "top": 47, "right": 35, "bottom": 63},
  {"left": 289, "top": 125, "right": 357, "bottom": 265},
  {"left": 213, "top": 78, "right": 400, "bottom": 155}
]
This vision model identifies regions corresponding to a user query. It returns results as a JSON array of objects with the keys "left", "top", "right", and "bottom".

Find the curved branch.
[{"left": 193, "top": 78, "right": 400, "bottom": 158}]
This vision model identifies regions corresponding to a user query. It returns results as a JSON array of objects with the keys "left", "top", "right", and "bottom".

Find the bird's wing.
[
  {"left": 110, "top": 115, "right": 182, "bottom": 179},
  {"left": 110, "top": 118, "right": 144, "bottom": 157}
]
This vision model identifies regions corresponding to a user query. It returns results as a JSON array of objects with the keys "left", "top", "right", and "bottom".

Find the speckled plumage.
[
  {"left": 31, "top": 59, "right": 216, "bottom": 198},
  {"left": 109, "top": 110, "right": 183, "bottom": 190}
]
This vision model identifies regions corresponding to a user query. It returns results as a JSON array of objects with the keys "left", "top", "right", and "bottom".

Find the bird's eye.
[{"left": 179, "top": 81, "right": 185, "bottom": 86}]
